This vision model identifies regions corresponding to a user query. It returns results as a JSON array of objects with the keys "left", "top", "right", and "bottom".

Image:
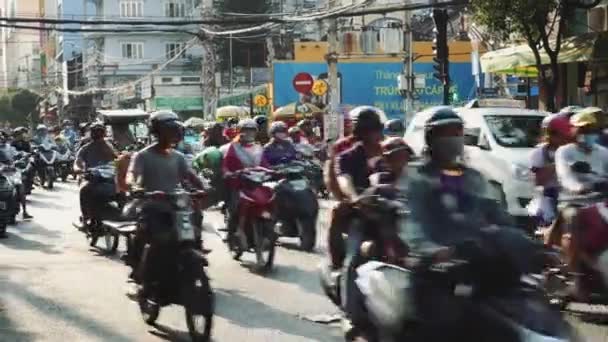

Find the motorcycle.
[
  {"left": 226, "top": 167, "right": 278, "bottom": 272},
  {"left": 0, "top": 165, "right": 18, "bottom": 237},
  {"left": 0, "top": 164, "right": 22, "bottom": 227},
  {"left": 273, "top": 160, "right": 319, "bottom": 251},
  {"left": 77, "top": 164, "right": 122, "bottom": 252},
  {"left": 320, "top": 189, "right": 409, "bottom": 333},
  {"left": 132, "top": 190, "right": 213, "bottom": 342},
  {"left": 36, "top": 143, "right": 58, "bottom": 189},
  {"left": 55, "top": 144, "right": 73, "bottom": 182}
]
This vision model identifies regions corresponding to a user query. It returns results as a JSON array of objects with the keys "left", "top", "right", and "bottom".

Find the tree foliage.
[
  {"left": 0, "top": 89, "right": 41, "bottom": 127},
  {"left": 470, "top": 0, "right": 601, "bottom": 112}
]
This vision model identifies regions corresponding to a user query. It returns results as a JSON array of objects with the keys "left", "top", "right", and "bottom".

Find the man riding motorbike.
[
  {"left": 0, "top": 132, "right": 32, "bottom": 220},
  {"left": 298, "top": 119, "right": 318, "bottom": 145},
  {"left": 223, "top": 117, "right": 239, "bottom": 142},
  {"left": 11, "top": 127, "right": 31, "bottom": 153},
  {"left": 254, "top": 115, "right": 270, "bottom": 145},
  {"left": 369, "top": 137, "right": 413, "bottom": 189},
  {"left": 32, "top": 124, "right": 53, "bottom": 146},
  {"left": 74, "top": 122, "right": 117, "bottom": 225},
  {"left": 403, "top": 107, "right": 538, "bottom": 339},
  {"left": 325, "top": 106, "right": 383, "bottom": 270},
  {"left": 261, "top": 121, "right": 297, "bottom": 166},
  {"left": 222, "top": 118, "right": 268, "bottom": 241},
  {"left": 553, "top": 108, "right": 608, "bottom": 299},
  {"left": 126, "top": 111, "right": 205, "bottom": 281},
  {"left": 61, "top": 119, "right": 78, "bottom": 147},
  {"left": 528, "top": 114, "right": 573, "bottom": 227}
]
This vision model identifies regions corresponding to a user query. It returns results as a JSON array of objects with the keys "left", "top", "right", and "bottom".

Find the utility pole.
[
  {"left": 229, "top": 33, "right": 233, "bottom": 94},
  {"left": 326, "top": 18, "right": 340, "bottom": 141},
  {"left": 200, "top": 0, "right": 219, "bottom": 121},
  {"left": 403, "top": 8, "right": 414, "bottom": 123},
  {"left": 432, "top": 8, "right": 450, "bottom": 105}
]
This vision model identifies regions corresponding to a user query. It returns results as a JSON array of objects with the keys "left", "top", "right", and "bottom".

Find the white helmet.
[{"left": 238, "top": 118, "right": 258, "bottom": 131}]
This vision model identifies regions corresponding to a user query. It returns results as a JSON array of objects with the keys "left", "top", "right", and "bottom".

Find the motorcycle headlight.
[
  {"left": 512, "top": 163, "right": 532, "bottom": 182},
  {"left": 175, "top": 194, "right": 189, "bottom": 209}
]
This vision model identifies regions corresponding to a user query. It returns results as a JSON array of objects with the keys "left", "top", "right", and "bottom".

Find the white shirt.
[
  {"left": 555, "top": 143, "right": 608, "bottom": 193},
  {"left": 529, "top": 144, "right": 558, "bottom": 189}
]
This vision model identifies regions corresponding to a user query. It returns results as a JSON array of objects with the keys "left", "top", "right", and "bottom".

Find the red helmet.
[{"left": 544, "top": 114, "right": 572, "bottom": 138}]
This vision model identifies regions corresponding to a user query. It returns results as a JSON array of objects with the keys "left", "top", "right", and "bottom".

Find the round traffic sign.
[
  {"left": 311, "top": 79, "right": 328, "bottom": 96},
  {"left": 254, "top": 94, "right": 268, "bottom": 107},
  {"left": 292, "top": 72, "right": 314, "bottom": 94}
]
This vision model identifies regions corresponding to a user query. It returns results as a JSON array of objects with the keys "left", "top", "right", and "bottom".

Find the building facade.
[{"left": 83, "top": 0, "right": 203, "bottom": 114}]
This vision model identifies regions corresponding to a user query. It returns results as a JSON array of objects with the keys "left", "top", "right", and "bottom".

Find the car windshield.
[{"left": 484, "top": 115, "right": 544, "bottom": 148}]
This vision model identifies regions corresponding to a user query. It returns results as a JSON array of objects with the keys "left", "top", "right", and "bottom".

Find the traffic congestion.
[{"left": 0, "top": 102, "right": 608, "bottom": 341}]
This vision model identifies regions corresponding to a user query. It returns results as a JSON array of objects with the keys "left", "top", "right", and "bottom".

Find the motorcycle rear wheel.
[{"left": 253, "top": 220, "right": 276, "bottom": 272}]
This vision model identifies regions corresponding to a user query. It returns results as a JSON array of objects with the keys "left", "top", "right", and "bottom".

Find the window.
[
  {"left": 181, "top": 76, "right": 200, "bottom": 83},
  {"left": 161, "top": 77, "right": 174, "bottom": 84},
  {"left": 120, "top": 1, "right": 143, "bottom": 18},
  {"left": 484, "top": 115, "right": 544, "bottom": 148},
  {"left": 165, "top": 43, "right": 186, "bottom": 59},
  {"left": 121, "top": 42, "right": 144, "bottom": 59},
  {"left": 165, "top": 2, "right": 186, "bottom": 17}
]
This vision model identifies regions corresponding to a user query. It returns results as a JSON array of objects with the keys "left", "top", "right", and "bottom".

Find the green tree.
[
  {"left": 11, "top": 89, "right": 40, "bottom": 126},
  {"left": 471, "top": 0, "right": 601, "bottom": 112}
]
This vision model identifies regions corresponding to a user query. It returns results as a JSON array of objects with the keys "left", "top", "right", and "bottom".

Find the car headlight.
[{"left": 512, "top": 163, "right": 532, "bottom": 182}]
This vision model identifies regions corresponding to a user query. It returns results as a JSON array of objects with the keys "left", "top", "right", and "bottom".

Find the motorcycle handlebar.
[{"left": 130, "top": 189, "right": 207, "bottom": 199}]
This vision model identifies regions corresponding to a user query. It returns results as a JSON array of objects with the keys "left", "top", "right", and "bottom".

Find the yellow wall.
[{"left": 293, "top": 41, "right": 483, "bottom": 63}]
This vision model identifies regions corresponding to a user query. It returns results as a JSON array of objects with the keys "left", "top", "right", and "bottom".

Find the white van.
[{"left": 404, "top": 100, "right": 547, "bottom": 225}]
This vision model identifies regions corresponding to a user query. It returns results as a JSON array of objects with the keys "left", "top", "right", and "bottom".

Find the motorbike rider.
[
  {"left": 60, "top": 120, "right": 78, "bottom": 147},
  {"left": 384, "top": 119, "right": 405, "bottom": 138},
  {"left": 11, "top": 127, "right": 31, "bottom": 153},
  {"left": 222, "top": 118, "right": 268, "bottom": 241},
  {"left": 298, "top": 119, "right": 318, "bottom": 145},
  {"left": 325, "top": 106, "right": 382, "bottom": 270},
  {"left": 126, "top": 111, "right": 206, "bottom": 287},
  {"left": 74, "top": 122, "right": 117, "bottom": 225},
  {"left": 32, "top": 124, "right": 53, "bottom": 146},
  {"left": 193, "top": 123, "right": 225, "bottom": 207},
  {"left": 0, "top": 132, "right": 32, "bottom": 220},
  {"left": 528, "top": 114, "right": 573, "bottom": 228},
  {"left": 254, "top": 115, "right": 270, "bottom": 145},
  {"left": 403, "top": 107, "right": 538, "bottom": 338},
  {"left": 262, "top": 121, "right": 298, "bottom": 166},
  {"left": 223, "top": 117, "right": 239, "bottom": 142},
  {"left": 369, "top": 137, "right": 413, "bottom": 189}
]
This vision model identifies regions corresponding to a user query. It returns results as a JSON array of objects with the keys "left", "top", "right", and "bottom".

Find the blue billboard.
[{"left": 273, "top": 61, "right": 475, "bottom": 120}]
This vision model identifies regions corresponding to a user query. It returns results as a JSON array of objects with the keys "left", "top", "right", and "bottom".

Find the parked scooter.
[
  {"left": 35, "top": 142, "right": 58, "bottom": 189},
  {"left": 0, "top": 165, "right": 18, "bottom": 238},
  {"left": 226, "top": 167, "right": 278, "bottom": 272},
  {"left": 273, "top": 160, "right": 319, "bottom": 251},
  {"left": 0, "top": 162, "right": 22, "bottom": 228},
  {"left": 131, "top": 190, "right": 213, "bottom": 342}
]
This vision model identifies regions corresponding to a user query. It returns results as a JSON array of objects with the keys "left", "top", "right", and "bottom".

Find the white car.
[{"left": 404, "top": 100, "right": 547, "bottom": 225}]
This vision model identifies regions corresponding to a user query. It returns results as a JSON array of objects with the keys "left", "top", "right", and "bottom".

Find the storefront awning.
[{"left": 480, "top": 32, "right": 608, "bottom": 76}]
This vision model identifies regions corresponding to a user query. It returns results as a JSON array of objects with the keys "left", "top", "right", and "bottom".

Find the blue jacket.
[{"left": 262, "top": 140, "right": 297, "bottom": 167}]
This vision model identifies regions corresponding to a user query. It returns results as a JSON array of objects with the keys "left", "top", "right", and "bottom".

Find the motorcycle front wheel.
[
  {"left": 297, "top": 217, "right": 317, "bottom": 252},
  {"left": 139, "top": 294, "right": 160, "bottom": 325},
  {"left": 253, "top": 219, "right": 276, "bottom": 272},
  {"left": 184, "top": 275, "right": 214, "bottom": 342}
]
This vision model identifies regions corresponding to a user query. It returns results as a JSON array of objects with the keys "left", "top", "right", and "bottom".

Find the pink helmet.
[{"left": 544, "top": 114, "right": 572, "bottom": 138}]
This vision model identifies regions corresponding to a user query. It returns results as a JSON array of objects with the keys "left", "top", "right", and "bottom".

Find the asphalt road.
[{"left": 1, "top": 182, "right": 608, "bottom": 341}]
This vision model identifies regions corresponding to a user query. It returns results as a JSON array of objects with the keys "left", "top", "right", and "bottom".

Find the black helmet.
[
  {"left": 384, "top": 119, "right": 405, "bottom": 136},
  {"left": 12, "top": 126, "right": 27, "bottom": 135},
  {"left": 381, "top": 137, "right": 413, "bottom": 156},
  {"left": 253, "top": 115, "right": 268, "bottom": 128},
  {"left": 90, "top": 121, "right": 106, "bottom": 132},
  {"left": 352, "top": 106, "right": 384, "bottom": 138},
  {"left": 227, "top": 117, "right": 239, "bottom": 126},
  {"left": 423, "top": 106, "right": 463, "bottom": 146},
  {"left": 149, "top": 111, "right": 182, "bottom": 136},
  {"left": 62, "top": 119, "right": 72, "bottom": 126}
]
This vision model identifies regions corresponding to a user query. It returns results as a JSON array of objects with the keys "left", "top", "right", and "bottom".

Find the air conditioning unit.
[{"left": 588, "top": 5, "right": 607, "bottom": 32}]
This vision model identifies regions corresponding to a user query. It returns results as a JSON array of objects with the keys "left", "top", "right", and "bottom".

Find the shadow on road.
[
  {"left": 1, "top": 277, "right": 133, "bottom": 342},
  {"left": 149, "top": 323, "right": 191, "bottom": 342},
  {"left": 27, "top": 197, "right": 73, "bottom": 210},
  {"left": 265, "top": 264, "right": 323, "bottom": 296},
  {"left": 13, "top": 221, "right": 62, "bottom": 239},
  {"left": 0, "top": 231, "right": 61, "bottom": 255},
  {"left": 0, "top": 295, "right": 38, "bottom": 341},
  {"left": 214, "top": 288, "right": 335, "bottom": 341}
]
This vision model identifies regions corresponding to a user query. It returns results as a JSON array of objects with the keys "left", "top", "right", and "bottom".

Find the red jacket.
[{"left": 222, "top": 141, "right": 267, "bottom": 188}]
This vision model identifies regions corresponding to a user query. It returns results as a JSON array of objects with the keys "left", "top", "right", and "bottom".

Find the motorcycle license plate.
[
  {"left": 177, "top": 213, "right": 195, "bottom": 241},
  {"left": 0, "top": 202, "right": 7, "bottom": 210},
  {"left": 290, "top": 179, "right": 308, "bottom": 191}
]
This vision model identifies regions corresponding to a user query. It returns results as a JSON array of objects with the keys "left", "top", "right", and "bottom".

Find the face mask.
[
  {"left": 274, "top": 132, "right": 288, "bottom": 141},
  {"left": 432, "top": 136, "right": 464, "bottom": 163},
  {"left": 577, "top": 134, "right": 599, "bottom": 147},
  {"left": 241, "top": 132, "right": 256, "bottom": 143}
]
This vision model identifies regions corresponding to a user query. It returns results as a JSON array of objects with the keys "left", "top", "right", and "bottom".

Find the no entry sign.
[{"left": 292, "top": 72, "right": 314, "bottom": 94}]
